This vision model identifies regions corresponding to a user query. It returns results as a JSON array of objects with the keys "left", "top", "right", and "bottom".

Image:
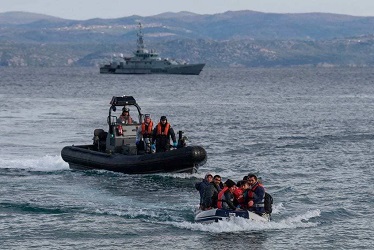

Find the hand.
[
  {"left": 248, "top": 200, "right": 254, "bottom": 207},
  {"left": 173, "top": 142, "right": 178, "bottom": 147}
]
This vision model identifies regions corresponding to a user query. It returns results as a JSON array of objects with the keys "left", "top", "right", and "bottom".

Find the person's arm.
[
  {"left": 224, "top": 191, "right": 237, "bottom": 210},
  {"left": 169, "top": 127, "right": 176, "bottom": 143},
  {"left": 152, "top": 127, "right": 157, "bottom": 144}
]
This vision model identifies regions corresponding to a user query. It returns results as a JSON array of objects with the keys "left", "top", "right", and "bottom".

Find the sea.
[{"left": 0, "top": 66, "right": 373, "bottom": 249}]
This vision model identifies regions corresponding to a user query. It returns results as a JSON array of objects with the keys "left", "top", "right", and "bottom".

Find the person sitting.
[
  {"left": 136, "top": 114, "right": 154, "bottom": 152},
  {"left": 151, "top": 116, "right": 177, "bottom": 152},
  {"left": 195, "top": 173, "right": 213, "bottom": 210},
  {"left": 233, "top": 180, "right": 250, "bottom": 209},
  {"left": 201, "top": 175, "right": 222, "bottom": 210},
  {"left": 217, "top": 179, "right": 237, "bottom": 210},
  {"left": 244, "top": 174, "right": 266, "bottom": 215},
  {"left": 118, "top": 107, "right": 133, "bottom": 124}
]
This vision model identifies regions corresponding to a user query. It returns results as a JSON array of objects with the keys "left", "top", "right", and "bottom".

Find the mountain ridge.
[{"left": 1, "top": 10, "right": 374, "bottom": 67}]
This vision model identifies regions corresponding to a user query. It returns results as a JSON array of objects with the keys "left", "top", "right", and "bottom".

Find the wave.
[
  {"left": 168, "top": 209, "right": 320, "bottom": 233},
  {"left": 0, "top": 155, "right": 69, "bottom": 171}
]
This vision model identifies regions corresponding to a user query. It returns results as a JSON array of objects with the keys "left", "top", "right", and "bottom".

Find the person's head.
[
  {"left": 213, "top": 175, "right": 221, "bottom": 185},
  {"left": 122, "top": 107, "right": 130, "bottom": 115},
  {"left": 205, "top": 173, "right": 213, "bottom": 182},
  {"left": 247, "top": 174, "right": 258, "bottom": 185},
  {"left": 144, "top": 114, "right": 151, "bottom": 123},
  {"left": 224, "top": 179, "right": 236, "bottom": 192},
  {"left": 239, "top": 181, "right": 250, "bottom": 190},
  {"left": 160, "top": 116, "right": 167, "bottom": 124}
]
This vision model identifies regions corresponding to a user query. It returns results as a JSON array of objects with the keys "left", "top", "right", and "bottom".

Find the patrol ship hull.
[{"left": 100, "top": 63, "right": 205, "bottom": 75}]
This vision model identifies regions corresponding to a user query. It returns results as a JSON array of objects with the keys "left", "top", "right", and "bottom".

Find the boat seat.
[{"left": 107, "top": 124, "right": 138, "bottom": 154}]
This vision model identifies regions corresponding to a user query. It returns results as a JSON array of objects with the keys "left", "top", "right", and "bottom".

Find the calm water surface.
[{"left": 0, "top": 67, "right": 373, "bottom": 249}]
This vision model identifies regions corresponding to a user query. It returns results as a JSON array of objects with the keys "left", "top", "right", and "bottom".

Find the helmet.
[
  {"left": 122, "top": 107, "right": 130, "bottom": 112},
  {"left": 160, "top": 116, "right": 167, "bottom": 121}
]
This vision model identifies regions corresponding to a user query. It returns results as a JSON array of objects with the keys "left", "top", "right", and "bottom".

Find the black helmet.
[
  {"left": 160, "top": 116, "right": 167, "bottom": 121},
  {"left": 122, "top": 107, "right": 130, "bottom": 112}
]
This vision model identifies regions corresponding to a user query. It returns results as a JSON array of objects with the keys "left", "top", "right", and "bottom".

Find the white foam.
[
  {"left": 167, "top": 209, "right": 321, "bottom": 233},
  {"left": 0, "top": 155, "right": 69, "bottom": 171}
]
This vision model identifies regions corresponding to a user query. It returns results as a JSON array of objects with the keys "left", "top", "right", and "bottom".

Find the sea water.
[{"left": 0, "top": 67, "right": 373, "bottom": 249}]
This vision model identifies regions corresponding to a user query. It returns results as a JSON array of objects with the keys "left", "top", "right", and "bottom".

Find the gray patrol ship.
[{"left": 100, "top": 23, "right": 205, "bottom": 75}]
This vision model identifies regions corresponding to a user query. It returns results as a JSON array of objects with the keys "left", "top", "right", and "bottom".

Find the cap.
[
  {"left": 160, "top": 116, "right": 167, "bottom": 121},
  {"left": 122, "top": 107, "right": 130, "bottom": 112},
  {"left": 144, "top": 114, "right": 151, "bottom": 118},
  {"left": 225, "top": 179, "right": 236, "bottom": 188}
]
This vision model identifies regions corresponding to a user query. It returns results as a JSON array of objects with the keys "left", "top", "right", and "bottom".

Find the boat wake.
[
  {"left": 168, "top": 209, "right": 321, "bottom": 233},
  {"left": 0, "top": 155, "right": 69, "bottom": 171}
]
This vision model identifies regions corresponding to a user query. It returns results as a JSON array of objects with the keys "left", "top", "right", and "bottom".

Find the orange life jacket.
[
  {"left": 217, "top": 186, "right": 229, "bottom": 209},
  {"left": 156, "top": 122, "right": 170, "bottom": 136},
  {"left": 141, "top": 121, "right": 153, "bottom": 135}
]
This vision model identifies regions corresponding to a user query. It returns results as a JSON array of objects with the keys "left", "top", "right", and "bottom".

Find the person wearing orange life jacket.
[
  {"left": 136, "top": 114, "right": 154, "bottom": 152},
  {"left": 233, "top": 180, "right": 250, "bottom": 209},
  {"left": 244, "top": 174, "right": 266, "bottom": 215},
  {"left": 217, "top": 179, "right": 238, "bottom": 210},
  {"left": 151, "top": 116, "right": 177, "bottom": 153}
]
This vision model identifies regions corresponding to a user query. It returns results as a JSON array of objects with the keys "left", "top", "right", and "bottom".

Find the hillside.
[{"left": 1, "top": 11, "right": 374, "bottom": 67}]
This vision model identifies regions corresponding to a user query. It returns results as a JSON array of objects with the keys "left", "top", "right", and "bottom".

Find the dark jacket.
[
  {"left": 244, "top": 182, "right": 265, "bottom": 214},
  {"left": 221, "top": 189, "right": 236, "bottom": 210},
  {"left": 195, "top": 179, "right": 211, "bottom": 205},
  {"left": 152, "top": 122, "right": 176, "bottom": 152},
  {"left": 201, "top": 182, "right": 222, "bottom": 209}
]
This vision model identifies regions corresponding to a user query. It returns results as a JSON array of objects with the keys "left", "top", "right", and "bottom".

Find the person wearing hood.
[
  {"left": 151, "top": 116, "right": 177, "bottom": 152},
  {"left": 201, "top": 175, "right": 222, "bottom": 210}
]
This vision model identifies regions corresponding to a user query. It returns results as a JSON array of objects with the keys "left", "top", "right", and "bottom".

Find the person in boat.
[
  {"left": 118, "top": 106, "right": 133, "bottom": 124},
  {"left": 151, "top": 116, "right": 177, "bottom": 153},
  {"left": 136, "top": 114, "right": 154, "bottom": 152},
  {"left": 244, "top": 174, "right": 266, "bottom": 215},
  {"left": 195, "top": 173, "right": 213, "bottom": 209},
  {"left": 201, "top": 174, "right": 222, "bottom": 210},
  {"left": 233, "top": 180, "right": 250, "bottom": 209},
  {"left": 217, "top": 179, "right": 238, "bottom": 210}
]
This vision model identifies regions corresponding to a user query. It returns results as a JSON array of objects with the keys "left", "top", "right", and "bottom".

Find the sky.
[{"left": 1, "top": 0, "right": 374, "bottom": 20}]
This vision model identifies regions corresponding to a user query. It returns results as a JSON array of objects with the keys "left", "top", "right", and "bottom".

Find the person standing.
[
  {"left": 152, "top": 116, "right": 177, "bottom": 152},
  {"left": 136, "top": 114, "right": 154, "bottom": 152},
  {"left": 118, "top": 107, "right": 133, "bottom": 124}
]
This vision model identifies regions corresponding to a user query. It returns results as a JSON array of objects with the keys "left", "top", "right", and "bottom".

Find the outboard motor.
[{"left": 178, "top": 131, "right": 187, "bottom": 148}]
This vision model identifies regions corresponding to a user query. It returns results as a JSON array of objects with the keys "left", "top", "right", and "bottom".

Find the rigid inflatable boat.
[
  {"left": 61, "top": 96, "right": 207, "bottom": 174},
  {"left": 194, "top": 208, "right": 270, "bottom": 224}
]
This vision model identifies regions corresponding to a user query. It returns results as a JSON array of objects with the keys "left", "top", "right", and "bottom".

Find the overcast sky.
[{"left": 1, "top": 0, "right": 374, "bottom": 20}]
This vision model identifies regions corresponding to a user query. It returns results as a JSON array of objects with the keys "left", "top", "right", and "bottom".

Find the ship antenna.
[{"left": 137, "top": 22, "right": 145, "bottom": 51}]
